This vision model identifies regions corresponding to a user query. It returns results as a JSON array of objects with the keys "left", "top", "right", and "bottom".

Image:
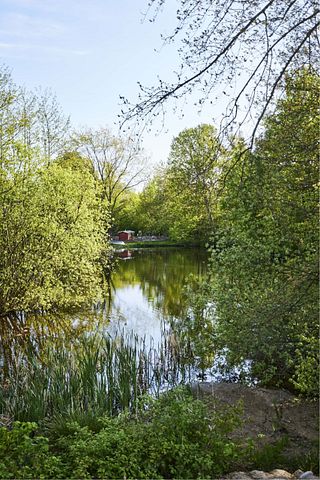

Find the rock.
[
  {"left": 191, "top": 382, "right": 319, "bottom": 463},
  {"left": 250, "top": 471, "right": 273, "bottom": 479},
  {"left": 218, "top": 471, "right": 319, "bottom": 480},
  {"left": 299, "top": 472, "right": 318, "bottom": 479},
  {"left": 269, "top": 469, "right": 293, "bottom": 478},
  {"left": 225, "top": 473, "right": 252, "bottom": 480}
]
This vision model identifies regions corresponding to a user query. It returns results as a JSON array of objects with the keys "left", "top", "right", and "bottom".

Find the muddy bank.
[{"left": 191, "top": 382, "right": 319, "bottom": 463}]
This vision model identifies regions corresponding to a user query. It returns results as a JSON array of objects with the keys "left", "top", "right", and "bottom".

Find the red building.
[{"left": 118, "top": 230, "right": 135, "bottom": 241}]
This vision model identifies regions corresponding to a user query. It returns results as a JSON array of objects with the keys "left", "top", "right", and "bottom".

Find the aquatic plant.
[{"left": 0, "top": 328, "right": 196, "bottom": 422}]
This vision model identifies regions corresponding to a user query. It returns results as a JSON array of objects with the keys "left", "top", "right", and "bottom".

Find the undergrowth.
[{"left": 0, "top": 387, "right": 317, "bottom": 479}]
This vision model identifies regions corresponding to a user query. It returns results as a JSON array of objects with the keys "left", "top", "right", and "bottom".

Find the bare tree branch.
[{"left": 120, "top": 0, "right": 319, "bottom": 147}]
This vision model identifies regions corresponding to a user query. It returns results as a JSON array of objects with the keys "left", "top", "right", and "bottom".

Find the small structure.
[
  {"left": 117, "top": 249, "right": 132, "bottom": 260},
  {"left": 118, "top": 230, "right": 135, "bottom": 241}
]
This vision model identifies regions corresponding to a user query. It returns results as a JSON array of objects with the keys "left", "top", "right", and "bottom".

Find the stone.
[
  {"left": 269, "top": 469, "right": 293, "bottom": 478},
  {"left": 299, "top": 472, "right": 318, "bottom": 480},
  {"left": 218, "top": 471, "right": 319, "bottom": 480},
  {"left": 225, "top": 473, "right": 252, "bottom": 480},
  {"left": 250, "top": 471, "right": 272, "bottom": 479}
]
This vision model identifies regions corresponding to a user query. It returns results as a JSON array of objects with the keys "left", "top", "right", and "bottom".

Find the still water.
[
  {"left": 0, "top": 247, "right": 247, "bottom": 421},
  {"left": 107, "top": 248, "right": 208, "bottom": 344}
]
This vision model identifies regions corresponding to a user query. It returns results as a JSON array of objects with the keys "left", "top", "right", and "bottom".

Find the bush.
[
  {"left": 137, "top": 387, "right": 243, "bottom": 479},
  {"left": 0, "top": 422, "right": 63, "bottom": 479},
  {"left": 0, "top": 387, "right": 244, "bottom": 479}
]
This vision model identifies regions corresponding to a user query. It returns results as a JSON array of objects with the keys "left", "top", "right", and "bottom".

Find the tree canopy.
[
  {"left": 0, "top": 69, "right": 107, "bottom": 326},
  {"left": 72, "top": 127, "right": 147, "bottom": 232},
  {"left": 131, "top": 125, "right": 224, "bottom": 241},
  {"left": 209, "top": 69, "right": 319, "bottom": 394}
]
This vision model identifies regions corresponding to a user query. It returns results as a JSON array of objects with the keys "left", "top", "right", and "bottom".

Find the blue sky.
[{"left": 0, "top": 0, "right": 222, "bottom": 165}]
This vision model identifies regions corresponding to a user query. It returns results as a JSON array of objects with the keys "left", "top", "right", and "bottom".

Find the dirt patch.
[{"left": 191, "top": 382, "right": 319, "bottom": 460}]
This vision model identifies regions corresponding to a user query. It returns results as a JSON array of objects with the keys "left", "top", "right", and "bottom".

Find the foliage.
[
  {"left": 165, "top": 124, "right": 222, "bottom": 240},
  {"left": 134, "top": 125, "right": 223, "bottom": 241},
  {"left": 0, "top": 328, "right": 195, "bottom": 422},
  {"left": 173, "top": 276, "right": 216, "bottom": 374},
  {"left": 0, "top": 395, "right": 317, "bottom": 479},
  {"left": 112, "top": 189, "right": 141, "bottom": 233},
  {"left": 209, "top": 69, "right": 319, "bottom": 394},
  {"left": 0, "top": 422, "right": 63, "bottom": 479},
  {"left": 128, "top": 387, "right": 243, "bottom": 479},
  {"left": 245, "top": 436, "right": 319, "bottom": 473},
  {"left": 133, "top": 170, "right": 170, "bottom": 236},
  {"left": 0, "top": 159, "right": 105, "bottom": 319},
  {"left": 0, "top": 388, "right": 245, "bottom": 479},
  {"left": 0, "top": 67, "right": 107, "bottom": 327},
  {"left": 0, "top": 332, "right": 144, "bottom": 422},
  {"left": 72, "top": 127, "right": 147, "bottom": 232},
  {"left": 56, "top": 150, "right": 94, "bottom": 176}
]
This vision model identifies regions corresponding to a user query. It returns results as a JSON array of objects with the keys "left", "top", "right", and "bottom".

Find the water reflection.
[
  {"left": 108, "top": 248, "right": 208, "bottom": 338},
  {"left": 0, "top": 248, "right": 253, "bottom": 422}
]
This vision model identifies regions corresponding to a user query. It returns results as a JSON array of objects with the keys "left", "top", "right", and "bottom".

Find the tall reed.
[{"left": 0, "top": 328, "right": 195, "bottom": 423}]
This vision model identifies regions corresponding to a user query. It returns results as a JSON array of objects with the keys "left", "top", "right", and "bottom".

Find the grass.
[{"left": 0, "top": 329, "right": 195, "bottom": 423}]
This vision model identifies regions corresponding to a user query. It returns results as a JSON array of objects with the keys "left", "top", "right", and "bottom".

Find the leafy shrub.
[
  {"left": 137, "top": 386, "right": 243, "bottom": 478},
  {"left": 245, "top": 436, "right": 319, "bottom": 474},
  {"left": 0, "top": 422, "right": 63, "bottom": 479},
  {"left": 48, "top": 387, "right": 243, "bottom": 479},
  {"left": 1, "top": 390, "right": 316, "bottom": 478},
  {"left": 0, "top": 387, "right": 244, "bottom": 479}
]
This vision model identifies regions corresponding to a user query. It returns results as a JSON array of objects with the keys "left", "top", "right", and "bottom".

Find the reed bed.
[{"left": 0, "top": 328, "right": 196, "bottom": 423}]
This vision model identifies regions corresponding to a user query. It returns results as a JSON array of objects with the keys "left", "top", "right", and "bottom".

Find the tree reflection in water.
[{"left": 1, "top": 248, "right": 227, "bottom": 423}]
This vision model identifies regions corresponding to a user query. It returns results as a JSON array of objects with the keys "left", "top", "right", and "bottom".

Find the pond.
[
  {"left": 106, "top": 247, "right": 208, "bottom": 345},
  {"left": 0, "top": 247, "right": 245, "bottom": 421}
]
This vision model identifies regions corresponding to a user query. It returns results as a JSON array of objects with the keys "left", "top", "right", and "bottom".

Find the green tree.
[
  {"left": 113, "top": 189, "right": 141, "bottom": 233},
  {"left": 133, "top": 126, "right": 223, "bottom": 241},
  {"left": 0, "top": 70, "right": 107, "bottom": 326},
  {"left": 72, "top": 127, "right": 147, "bottom": 232},
  {"left": 210, "top": 69, "right": 319, "bottom": 394},
  {"left": 134, "top": 169, "right": 170, "bottom": 236},
  {"left": 0, "top": 158, "right": 106, "bottom": 322},
  {"left": 165, "top": 124, "right": 223, "bottom": 240}
]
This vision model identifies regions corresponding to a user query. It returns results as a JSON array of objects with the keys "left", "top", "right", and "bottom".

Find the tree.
[
  {"left": 135, "top": 167, "right": 173, "bottom": 235},
  {"left": 0, "top": 67, "right": 27, "bottom": 170},
  {"left": 33, "top": 88, "right": 71, "bottom": 161},
  {"left": 122, "top": 0, "right": 319, "bottom": 145},
  {"left": 72, "top": 127, "right": 147, "bottom": 232},
  {"left": 17, "top": 88, "right": 70, "bottom": 163},
  {"left": 0, "top": 69, "right": 70, "bottom": 168},
  {"left": 0, "top": 70, "right": 107, "bottom": 327},
  {"left": 113, "top": 189, "right": 141, "bottom": 233},
  {"left": 0, "top": 157, "right": 106, "bottom": 323},
  {"left": 132, "top": 126, "right": 225, "bottom": 241},
  {"left": 167, "top": 124, "right": 223, "bottom": 236},
  {"left": 209, "top": 69, "right": 319, "bottom": 394}
]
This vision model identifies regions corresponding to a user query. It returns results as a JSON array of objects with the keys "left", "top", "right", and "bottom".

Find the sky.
[{"left": 0, "top": 0, "right": 222, "bottom": 167}]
